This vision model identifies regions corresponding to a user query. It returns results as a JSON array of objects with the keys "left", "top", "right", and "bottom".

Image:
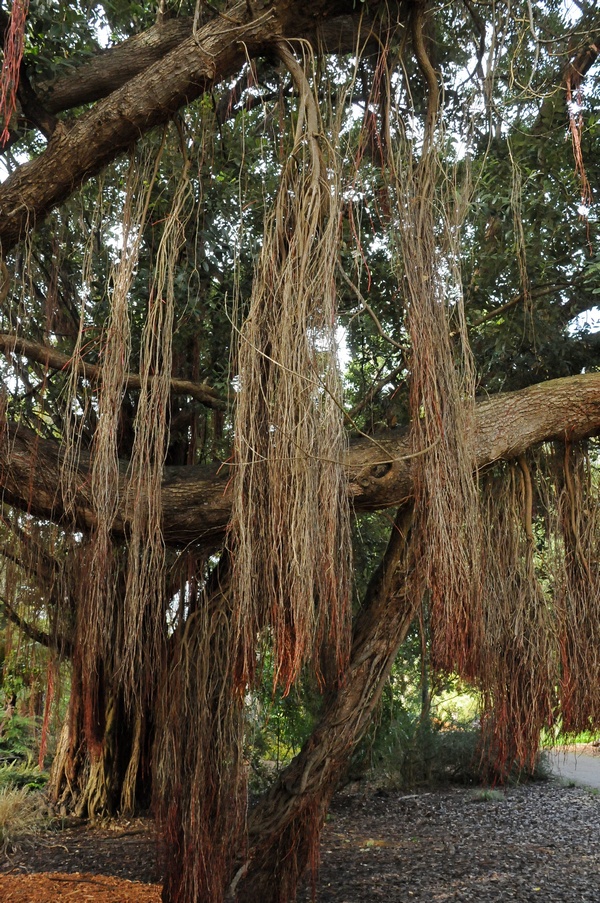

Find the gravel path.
[
  {"left": 298, "top": 780, "right": 600, "bottom": 902},
  {"left": 2, "top": 777, "right": 600, "bottom": 902}
]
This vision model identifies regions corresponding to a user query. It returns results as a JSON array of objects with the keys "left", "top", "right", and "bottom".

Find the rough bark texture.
[
  {"left": 39, "top": 18, "right": 196, "bottom": 114},
  {"left": 2, "top": 373, "right": 599, "bottom": 549},
  {"left": 0, "top": 0, "right": 380, "bottom": 253},
  {"left": 232, "top": 506, "right": 416, "bottom": 902}
]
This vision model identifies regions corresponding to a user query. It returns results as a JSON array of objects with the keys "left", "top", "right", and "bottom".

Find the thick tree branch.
[
  {"left": 0, "top": 1, "right": 383, "bottom": 253},
  {"left": 0, "top": 2, "right": 274, "bottom": 253},
  {"left": 0, "top": 334, "right": 226, "bottom": 409},
  {"left": 38, "top": 18, "right": 195, "bottom": 115},
  {"left": 1, "top": 372, "right": 599, "bottom": 549},
  {"left": 39, "top": 8, "right": 375, "bottom": 116}
]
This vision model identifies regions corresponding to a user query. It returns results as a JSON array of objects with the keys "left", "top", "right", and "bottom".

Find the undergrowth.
[
  {"left": 0, "top": 785, "right": 44, "bottom": 855},
  {"left": 0, "top": 760, "right": 48, "bottom": 791},
  {"left": 350, "top": 714, "right": 551, "bottom": 790}
]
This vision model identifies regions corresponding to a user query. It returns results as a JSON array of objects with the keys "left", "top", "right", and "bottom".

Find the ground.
[{"left": 1, "top": 754, "right": 600, "bottom": 902}]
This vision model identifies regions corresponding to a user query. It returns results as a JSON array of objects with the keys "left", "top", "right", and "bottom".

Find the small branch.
[
  {"left": 533, "top": 31, "right": 600, "bottom": 134},
  {"left": 1, "top": 597, "right": 73, "bottom": 658},
  {"left": 0, "top": 334, "right": 227, "bottom": 410},
  {"left": 462, "top": 0, "right": 485, "bottom": 80},
  {"left": 463, "top": 282, "right": 573, "bottom": 334},
  {"left": 339, "top": 265, "right": 405, "bottom": 352},
  {"left": 347, "top": 362, "right": 406, "bottom": 421}
]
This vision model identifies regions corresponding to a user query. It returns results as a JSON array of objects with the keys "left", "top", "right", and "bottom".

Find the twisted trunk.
[{"left": 232, "top": 506, "right": 415, "bottom": 902}]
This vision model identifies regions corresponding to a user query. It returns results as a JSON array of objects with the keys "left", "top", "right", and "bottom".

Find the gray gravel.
[{"left": 299, "top": 780, "right": 600, "bottom": 902}]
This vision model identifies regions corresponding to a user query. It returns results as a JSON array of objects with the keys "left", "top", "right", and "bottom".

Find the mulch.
[
  {"left": 0, "top": 872, "right": 161, "bottom": 902},
  {"left": 1, "top": 777, "right": 599, "bottom": 901}
]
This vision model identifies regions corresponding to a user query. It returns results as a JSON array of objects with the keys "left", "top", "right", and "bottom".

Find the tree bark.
[
  {"left": 232, "top": 506, "right": 416, "bottom": 902},
  {"left": 2, "top": 372, "right": 600, "bottom": 549},
  {"left": 39, "top": 18, "right": 196, "bottom": 114},
  {"left": 49, "top": 679, "right": 152, "bottom": 819},
  {"left": 0, "top": 1, "right": 380, "bottom": 253},
  {"left": 38, "top": 7, "right": 378, "bottom": 116}
]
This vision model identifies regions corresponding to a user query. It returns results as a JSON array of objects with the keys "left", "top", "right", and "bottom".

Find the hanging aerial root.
[
  {"left": 63, "top": 150, "right": 160, "bottom": 753},
  {"left": 477, "top": 459, "right": 557, "bottom": 780},
  {"left": 390, "top": 19, "right": 481, "bottom": 677},
  {"left": 122, "top": 144, "right": 193, "bottom": 706},
  {"left": 554, "top": 440, "right": 600, "bottom": 732},
  {"left": 155, "top": 557, "right": 246, "bottom": 903},
  {"left": 230, "top": 42, "right": 351, "bottom": 694},
  {"left": 0, "top": 0, "right": 29, "bottom": 145}
]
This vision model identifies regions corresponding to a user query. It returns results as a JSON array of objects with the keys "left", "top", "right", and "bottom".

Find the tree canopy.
[{"left": 0, "top": 1, "right": 599, "bottom": 901}]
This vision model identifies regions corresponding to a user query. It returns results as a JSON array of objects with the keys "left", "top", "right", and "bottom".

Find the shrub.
[{"left": 0, "top": 760, "right": 49, "bottom": 792}]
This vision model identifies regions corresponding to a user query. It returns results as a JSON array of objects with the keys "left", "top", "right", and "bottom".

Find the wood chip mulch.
[{"left": 0, "top": 872, "right": 161, "bottom": 902}]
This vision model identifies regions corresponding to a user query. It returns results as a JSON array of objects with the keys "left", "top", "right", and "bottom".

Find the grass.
[
  {"left": 0, "top": 785, "right": 44, "bottom": 855},
  {"left": 540, "top": 727, "right": 600, "bottom": 748},
  {"left": 470, "top": 788, "right": 505, "bottom": 802}
]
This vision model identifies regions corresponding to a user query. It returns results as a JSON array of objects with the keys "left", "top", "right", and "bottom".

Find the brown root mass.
[{"left": 230, "top": 44, "right": 351, "bottom": 692}]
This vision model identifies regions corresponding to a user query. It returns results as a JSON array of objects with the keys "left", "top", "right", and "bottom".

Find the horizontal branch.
[
  {"left": 1, "top": 597, "right": 73, "bottom": 658},
  {"left": 39, "top": 7, "right": 373, "bottom": 116},
  {"left": 39, "top": 18, "right": 195, "bottom": 115},
  {"left": 1, "top": 372, "right": 599, "bottom": 549},
  {"left": 0, "top": 1, "right": 377, "bottom": 253},
  {"left": 0, "top": 334, "right": 226, "bottom": 409}
]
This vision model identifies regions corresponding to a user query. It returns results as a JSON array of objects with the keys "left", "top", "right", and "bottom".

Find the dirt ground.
[{"left": 1, "top": 775, "right": 599, "bottom": 902}]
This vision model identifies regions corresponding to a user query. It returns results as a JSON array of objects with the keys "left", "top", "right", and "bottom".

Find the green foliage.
[
  {"left": 349, "top": 620, "right": 484, "bottom": 788},
  {"left": 540, "top": 725, "right": 600, "bottom": 747},
  {"left": 248, "top": 665, "right": 322, "bottom": 789},
  {"left": 470, "top": 787, "right": 505, "bottom": 802},
  {"left": 354, "top": 708, "right": 483, "bottom": 789},
  {"left": 0, "top": 713, "right": 40, "bottom": 764},
  {"left": 0, "top": 760, "right": 49, "bottom": 792}
]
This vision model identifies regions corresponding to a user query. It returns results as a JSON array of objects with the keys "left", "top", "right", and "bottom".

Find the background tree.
[{"left": 0, "top": 2, "right": 598, "bottom": 902}]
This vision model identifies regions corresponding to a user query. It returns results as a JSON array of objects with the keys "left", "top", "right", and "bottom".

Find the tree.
[{"left": 0, "top": 1, "right": 599, "bottom": 902}]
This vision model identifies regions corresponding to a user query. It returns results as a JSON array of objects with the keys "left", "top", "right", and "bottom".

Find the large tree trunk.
[
  {"left": 232, "top": 506, "right": 416, "bottom": 903},
  {"left": 48, "top": 658, "right": 153, "bottom": 819}
]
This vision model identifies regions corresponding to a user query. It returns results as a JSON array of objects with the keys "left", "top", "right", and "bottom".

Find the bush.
[
  {"left": 0, "top": 760, "right": 49, "bottom": 792},
  {"left": 353, "top": 717, "right": 483, "bottom": 790},
  {"left": 362, "top": 718, "right": 552, "bottom": 791},
  {"left": 0, "top": 713, "right": 40, "bottom": 764}
]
